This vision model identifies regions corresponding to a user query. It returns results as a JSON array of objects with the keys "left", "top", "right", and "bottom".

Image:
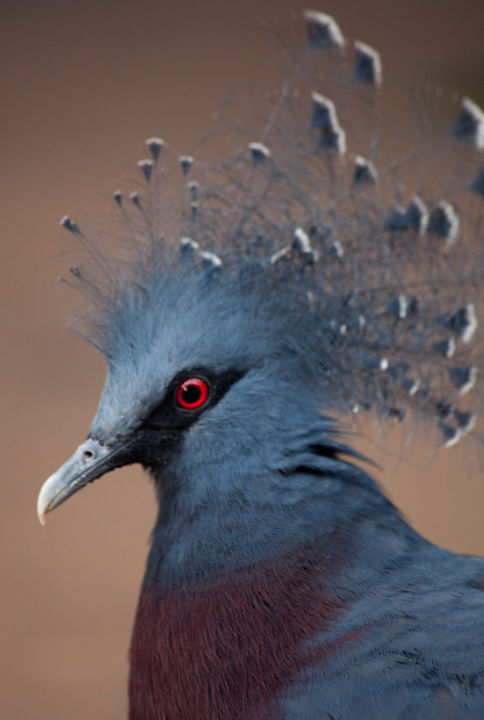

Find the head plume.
[{"left": 60, "top": 10, "right": 484, "bottom": 449}]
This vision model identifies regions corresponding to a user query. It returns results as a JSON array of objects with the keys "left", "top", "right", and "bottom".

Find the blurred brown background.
[{"left": 1, "top": 0, "right": 483, "bottom": 717}]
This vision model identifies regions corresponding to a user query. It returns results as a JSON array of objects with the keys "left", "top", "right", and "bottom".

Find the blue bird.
[{"left": 38, "top": 10, "right": 484, "bottom": 719}]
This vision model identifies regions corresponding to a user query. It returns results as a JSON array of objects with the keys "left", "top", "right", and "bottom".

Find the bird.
[{"left": 37, "top": 9, "right": 484, "bottom": 720}]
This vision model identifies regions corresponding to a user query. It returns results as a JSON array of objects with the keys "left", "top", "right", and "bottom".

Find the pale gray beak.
[{"left": 37, "top": 438, "right": 129, "bottom": 525}]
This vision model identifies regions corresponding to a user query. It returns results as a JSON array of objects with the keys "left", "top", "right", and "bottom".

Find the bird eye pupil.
[{"left": 183, "top": 385, "right": 201, "bottom": 404}]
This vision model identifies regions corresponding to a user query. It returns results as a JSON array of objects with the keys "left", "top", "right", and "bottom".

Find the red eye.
[{"left": 175, "top": 377, "right": 210, "bottom": 410}]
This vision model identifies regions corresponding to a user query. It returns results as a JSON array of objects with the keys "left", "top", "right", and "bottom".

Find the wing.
[{"left": 280, "top": 546, "right": 484, "bottom": 719}]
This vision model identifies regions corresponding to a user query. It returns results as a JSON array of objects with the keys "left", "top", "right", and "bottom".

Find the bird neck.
[
  {"left": 143, "top": 448, "right": 396, "bottom": 588},
  {"left": 128, "top": 455, "right": 417, "bottom": 719}
]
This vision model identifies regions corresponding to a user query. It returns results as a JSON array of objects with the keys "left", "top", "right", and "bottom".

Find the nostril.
[{"left": 83, "top": 449, "right": 94, "bottom": 461}]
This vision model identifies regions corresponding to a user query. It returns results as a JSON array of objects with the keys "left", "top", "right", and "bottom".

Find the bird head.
[{"left": 37, "top": 9, "right": 483, "bottom": 550}]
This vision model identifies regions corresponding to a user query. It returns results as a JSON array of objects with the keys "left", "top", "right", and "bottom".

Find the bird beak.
[{"left": 37, "top": 437, "right": 133, "bottom": 525}]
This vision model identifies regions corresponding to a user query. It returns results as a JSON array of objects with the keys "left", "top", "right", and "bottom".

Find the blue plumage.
[{"left": 38, "top": 9, "right": 484, "bottom": 719}]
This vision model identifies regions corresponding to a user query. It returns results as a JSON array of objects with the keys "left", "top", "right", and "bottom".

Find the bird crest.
[{"left": 59, "top": 9, "right": 483, "bottom": 451}]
